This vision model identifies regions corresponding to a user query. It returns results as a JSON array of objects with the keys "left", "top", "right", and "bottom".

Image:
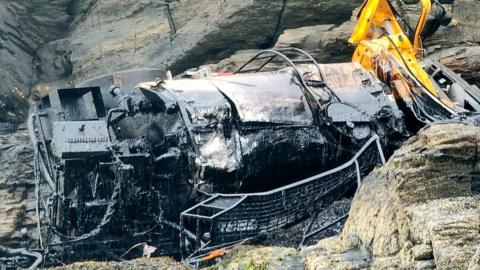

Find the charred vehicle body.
[
  {"left": 27, "top": 51, "right": 408, "bottom": 264},
  {"left": 25, "top": 45, "right": 480, "bottom": 266}
]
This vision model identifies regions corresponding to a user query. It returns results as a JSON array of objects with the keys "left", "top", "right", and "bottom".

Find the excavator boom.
[{"left": 349, "top": 0, "right": 436, "bottom": 96}]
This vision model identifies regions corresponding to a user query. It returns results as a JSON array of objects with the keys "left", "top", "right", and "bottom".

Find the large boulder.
[
  {"left": 274, "top": 21, "right": 355, "bottom": 63},
  {"left": 303, "top": 122, "right": 480, "bottom": 269},
  {"left": 188, "top": 21, "right": 355, "bottom": 74},
  {"left": 429, "top": 46, "right": 480, "bottom": 84}
]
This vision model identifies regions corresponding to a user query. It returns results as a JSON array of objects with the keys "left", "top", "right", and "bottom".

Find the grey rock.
[
  {"left": 468, "top": 249, "right": 480, "bottom": 270},
  {"left": 0, "top": 1, "right": 72, "bottom": 122},
  {"left": 429, "top": 46, "right": 480, "bottom": 85},
  {"left": 415, "top": 260, "right": 436, "bottom": 270},
  {"left": 275, "top": 21, "right": 355, "bottom": 63},
  {"left": 35, "top": 0, "right": 362, "bottom": 89},
  {"left": 412, "top": 244, "right": 434, "bottom": 261}
]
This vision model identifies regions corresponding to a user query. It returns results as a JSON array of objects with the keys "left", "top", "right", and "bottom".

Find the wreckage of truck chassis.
[{"left": 14, "top": 47, "right": 478, "bottom": 268}]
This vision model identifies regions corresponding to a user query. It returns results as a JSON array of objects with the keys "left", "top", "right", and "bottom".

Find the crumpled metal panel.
[
  {"left": 163, "top": 79, "right": 231, "bottom": 125},
  {"left": 319, "top": 63, "right": 386, "bottom": 119},
  {"left": 209, "top": 71, "right": 314, "bottom": 125},
  {"left": 163, "top": 79, "right": 241, "bottom": 176}
]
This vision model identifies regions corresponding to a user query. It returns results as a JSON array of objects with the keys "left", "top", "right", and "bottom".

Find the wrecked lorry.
[
  {"left": 24, "top": 46, "right": 480, "bottom": 268},
  {"left": 26, "top": 50, "right": 407, "bottom": 265}
]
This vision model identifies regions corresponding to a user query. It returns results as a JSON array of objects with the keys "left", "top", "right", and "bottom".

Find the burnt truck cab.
[{"left": 29, "top": 49, "right": 406, "bottom": 262}]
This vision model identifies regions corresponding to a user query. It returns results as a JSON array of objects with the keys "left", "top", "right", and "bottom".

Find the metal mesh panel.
[{"left": 181, "top": 135, "right": 384, "bottom": 248}]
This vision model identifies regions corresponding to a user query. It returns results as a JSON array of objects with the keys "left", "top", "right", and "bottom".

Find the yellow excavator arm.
[{"left": 348, "top": 0, "right": 437, "bottom": 96}]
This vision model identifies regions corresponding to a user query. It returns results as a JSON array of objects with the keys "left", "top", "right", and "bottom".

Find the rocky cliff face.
[{"left": 0, "top": 0, "right": 72, "bottom": 122}]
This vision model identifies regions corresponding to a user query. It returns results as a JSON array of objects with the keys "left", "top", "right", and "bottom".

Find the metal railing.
[{"left": 181, "top": 135, "right": 385, "bottom": 252}]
